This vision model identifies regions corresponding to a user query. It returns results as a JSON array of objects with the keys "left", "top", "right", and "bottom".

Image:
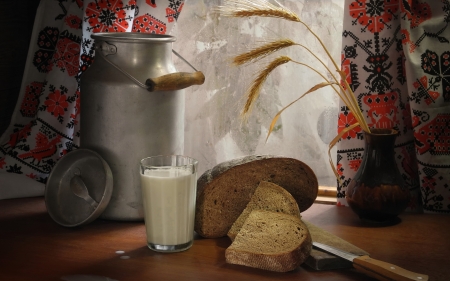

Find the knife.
[{"left": 312, "top": 242, "right": 429, "bottom": 281}]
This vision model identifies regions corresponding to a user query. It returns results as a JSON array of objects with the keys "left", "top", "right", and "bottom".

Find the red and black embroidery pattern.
[
  {"left": 18, "top": 131, "right": 62, "bottom": 168},
  {"left": 40, "top": 84, "right": 71, "bottom": 123},
  {"left": 20, "top": 82, "right": 44, "bottom": 118},
  {"left": 166, "top": 0, "right": 183, "bottom": 22},
  {"left": 33, "top": 27, "right": 59, "bottom": 73},
  {"left": 338, "top": 0, "right": 450, "bottom": 214},
  {"left": 420, "top": 50, "right": 450, "bottom": 102},
  {"left": 53, "top": 30, "right": 81, "bottom": 76},
  {"left": 414, "top": 113, "right": 450, "bottom": 155},
  {"left": 349, "top": 0, "right": 399, "bottom": 33},
  {"left": 65, "top": 14, "right": 83, "bottom": 30},
  {"left": 132, "top": 14, "right": 166, "bottom": 33},
  {"left": 146, "top": 0, "right": 157, "bottom": 8},
  {"left": 85, "top": 0, "right": 136, "bottom": 32}
]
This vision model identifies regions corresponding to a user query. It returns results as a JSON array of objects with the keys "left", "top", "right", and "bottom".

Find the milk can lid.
[{"left": 45, "top": 149, "right": 113, "bottom": 227}]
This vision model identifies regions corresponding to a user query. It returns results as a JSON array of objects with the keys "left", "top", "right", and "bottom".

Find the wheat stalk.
[{"left": 266, "top": 81, "right": 338, "bottom": 142}]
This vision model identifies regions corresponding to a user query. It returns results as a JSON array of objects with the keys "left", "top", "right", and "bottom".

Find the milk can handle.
[
  {"left": 145, "top": 71, "right": 205, "bottom": 91},
  {"left": 98, "top": 44, "right": 205, "bottom": 92}
]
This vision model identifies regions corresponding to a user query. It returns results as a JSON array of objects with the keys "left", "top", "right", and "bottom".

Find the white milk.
[{"left": 140, "top": 168, "right": 196, "bottom": 246}]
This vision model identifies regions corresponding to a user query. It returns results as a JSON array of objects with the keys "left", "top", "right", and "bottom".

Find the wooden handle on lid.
[
  {"left": 146, "top": 71, "right": 205, "bottom": 92},
  {"left": 353, "top": 255, "right": 428, "bottom": 281}
]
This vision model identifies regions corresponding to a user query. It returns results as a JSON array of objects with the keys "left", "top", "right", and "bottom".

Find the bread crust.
[{"left": 195, "top": 155, "right": 318, "bottom": 238}]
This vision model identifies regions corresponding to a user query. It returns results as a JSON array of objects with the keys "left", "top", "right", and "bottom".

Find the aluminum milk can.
[{"left": 80, "top": 33, "right": 203, "bottom": 221}]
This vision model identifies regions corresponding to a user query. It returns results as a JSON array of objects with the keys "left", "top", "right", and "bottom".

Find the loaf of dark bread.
[
  {"left": 225, "top": 210, "right": 312, "bottom": 272},
  {"left": 227, "top": 181, "right": 301, "bottom": 241},
  {"left": 194, "top": 155, "right": 318, "bottom": 238}
]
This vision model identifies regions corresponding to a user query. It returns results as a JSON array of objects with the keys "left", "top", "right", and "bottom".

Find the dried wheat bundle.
[{"left": 218, "top": 0, "right": 371, "bottom": 179}]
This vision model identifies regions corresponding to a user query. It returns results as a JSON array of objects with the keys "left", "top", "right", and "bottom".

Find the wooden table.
[{"left": 1, "top": 197, "right": 449, "bottom": 281}]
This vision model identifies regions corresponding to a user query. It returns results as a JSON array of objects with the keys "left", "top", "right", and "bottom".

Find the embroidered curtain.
[
  {"left": 337, "top": 0, "right": 450, "bottom": 214},
  {"left": 0, "top": 0, "right": 184, "bottom": 199}
]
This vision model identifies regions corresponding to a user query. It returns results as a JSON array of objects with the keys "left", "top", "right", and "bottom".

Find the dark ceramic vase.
[{"left": 345, "top": 128, "right": 410, "bottom": 223}]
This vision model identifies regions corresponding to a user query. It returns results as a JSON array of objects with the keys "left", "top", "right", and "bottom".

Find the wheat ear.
[
  {"left": 241, "top": 56, "right": 291, "bottom": 118},
  {"left": 233, "top": 39, "right": 296, "bottom": 66},
  {"left": 218, "top": 0, "right": 300, "bottom": 22}
]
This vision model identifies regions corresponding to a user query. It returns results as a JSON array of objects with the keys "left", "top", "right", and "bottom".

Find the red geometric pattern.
[
  {"left": 44, "top": 88, "right": 69, "bottom": 119},
  {"left": 338, "top": 111, "right": 362, "bottom": 140},
  {"left": 414, "top": 114, "right": 450, "bottom": 155},
  {"left": 349, "top": 0, "right": 399, "bottom": 33},
  {"left": 412, "top": 76, "right": 440, "bottom": 105},
  {"left": 400, "top": 0, "right": 431, "bottom": 28},
  {"left": 53, "top": 32, "right": 81, "bottom": 77},
  {"left": 421, "top": 50, "right": 450, "bottom": 102},
  {"left": 341, "top": 54, "right": 354, "bottom": 91},
  {"left": 20, "top": 82, "right": 44, "bottom": 118},
  {"left": 64, "top": 14, "right": 82, "bottom": 29},
  {"left": 166, "top": 0, "right": 183, "bottom": 22},
  {"left": 348, "top": 158, "right": 362, "bottom": 172},
  {"left": 85, "top": 0, "right": 136, "bottom": 32},
  {"left": 363, "top": 92, "right": 400, "bottom": 129},
  {"left": 33, "top": 27, "right": 59, "bottom": 73},
  {"left": 132, "top": 14, "right": 166, "bottom": 33}
]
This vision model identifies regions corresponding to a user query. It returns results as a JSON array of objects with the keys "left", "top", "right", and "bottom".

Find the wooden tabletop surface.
[{"left": 1, "top": 197, "right": 449, "bottom": 281}]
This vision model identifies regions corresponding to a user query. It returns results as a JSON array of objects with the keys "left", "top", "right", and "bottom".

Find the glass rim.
[{"left": 140, "top": 155, "right": 198, "bottom": 168}]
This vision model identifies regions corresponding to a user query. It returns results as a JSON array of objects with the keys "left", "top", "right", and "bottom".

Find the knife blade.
[{"left": 312, "top": 242, "right": 429, "bottom": 281}]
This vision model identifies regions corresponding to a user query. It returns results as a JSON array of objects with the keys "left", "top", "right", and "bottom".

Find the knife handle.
[{"left": 353, "top": 255, "right": 428, "bottom": 281}]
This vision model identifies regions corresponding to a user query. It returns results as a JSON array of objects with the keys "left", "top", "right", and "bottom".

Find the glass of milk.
[{"left": 140, "top": 155, "right": 198, "bottom": 252}]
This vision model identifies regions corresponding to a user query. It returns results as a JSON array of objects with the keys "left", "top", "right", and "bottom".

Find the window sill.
[{"left": 315, "top": 186, "right": 337, "bottom": 205}]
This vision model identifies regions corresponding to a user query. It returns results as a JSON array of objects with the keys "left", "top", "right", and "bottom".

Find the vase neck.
[
  {"left": 364, "top": 131, "right": 397, "bottom": 153},
  {"left": 359, "top": 129, "right": 398, "bottom": 174}
]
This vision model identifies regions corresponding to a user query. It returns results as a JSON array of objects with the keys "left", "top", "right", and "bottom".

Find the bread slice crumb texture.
[
  {"left": 227, "top": 181, "right": 300, "bottom": 241},
  {"left": 232, "top": 214, "right": 305, "bottom": 252},
  {"left": 225, "top": 210, "right": 312, "bottom": 272}
]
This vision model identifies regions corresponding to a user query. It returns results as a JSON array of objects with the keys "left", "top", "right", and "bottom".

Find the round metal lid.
[{"left": 45, "top": 149, "right": 113, "bottom": 227}]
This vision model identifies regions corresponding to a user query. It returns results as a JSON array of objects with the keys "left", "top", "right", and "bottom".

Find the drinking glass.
[{"left": 140, "top": 155, "right": 198, "bottom": 252}]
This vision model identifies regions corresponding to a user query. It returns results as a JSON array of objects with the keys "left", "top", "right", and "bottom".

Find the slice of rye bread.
[
  {"left": 225, "top": 210, "right": 312, "bottom": 272},
  {"left": 195, "top": 155, "right": 318, "bottom": 238},
  {"left": 227, "top": 181, "right": 301, "bottom": 241}
]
